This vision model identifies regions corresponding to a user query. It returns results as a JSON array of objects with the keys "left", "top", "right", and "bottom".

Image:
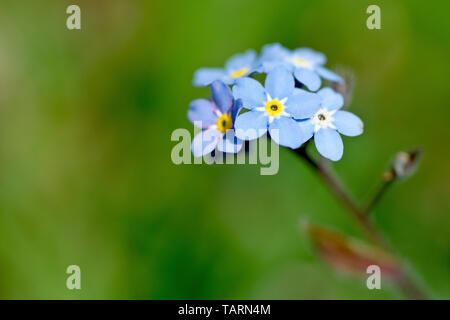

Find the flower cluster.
[{"left": 188, "top": 43, "right": 363, "bottom": 161}]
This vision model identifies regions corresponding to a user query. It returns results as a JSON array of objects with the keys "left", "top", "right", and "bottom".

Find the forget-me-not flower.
[
  {"left": 193, "top": 49, "right": 261, "bottom": 87},
  {"left": 260, "top": 43, "right": 343, "bottom": 91},
  {"left": 188, "top": 80, "right": 243, "bottom": 157},
  {"left": 233, "top": 66, "right": 322, "bottom": 149},
  {"left": 297, "top": 87, "right": 364, "bottom": 161}
]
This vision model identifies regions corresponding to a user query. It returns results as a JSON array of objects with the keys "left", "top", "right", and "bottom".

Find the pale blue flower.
[
  {"left": 297, "top": 87, "right": 364, "bottom": 161},
  {"left": 193, "top": 50, "right": 261, "bottom": 87},
  {"left": 233, "top": 67, "right": 321, "bottom": 149},
  {"left": 188, "top": 81, "right": 243, "bottom": 157},
  {"left": 260, "top": 43, "right": 343, "bottom": 91}
]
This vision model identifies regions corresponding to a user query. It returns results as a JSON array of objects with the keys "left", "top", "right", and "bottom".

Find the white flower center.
[
  {"left": 255, "top": 93, "right": 290, "bottom": 123},
  {"left": 311, "top": 108, "right": 337, "bottom": 132}
]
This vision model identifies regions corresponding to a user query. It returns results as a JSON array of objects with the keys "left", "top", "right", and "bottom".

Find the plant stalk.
[{"left": 293, "top": 146, "right": 428, "bottom": 299}]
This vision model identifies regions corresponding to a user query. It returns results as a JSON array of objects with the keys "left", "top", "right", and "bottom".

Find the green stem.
[{"left": 365, "top": 176, "right": 395, "bottom": 214}]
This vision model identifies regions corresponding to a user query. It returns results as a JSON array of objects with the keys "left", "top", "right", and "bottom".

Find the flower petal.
[
  {"left": 260, "top": 43, "right": 292, "bottom": 73},
  {"left": 187, "top": 99, "right": 218, "bottom": 128},
  {"left": 260, "top": 43, "right": 290, "bottom": 62},
  {"left": 217, "top": 130, "right": 243, "bottom": 153},
  {"left": 293, "top": 88, "right": 309, "bottom": 95},
  {"left": 314, "top": 128, "right": 343, "bottom": 161},
  {"left": 225, "top": 49, "right": 257, "bottom": 71},
  {"left": 234, "top": 110, "right": 268, "bottom": 140},
  {"left": 293, "top": 48, "right": 326, "bottom": 65},
  {"left": 265, "top": 66, "right": 294, "bottom": 99},
  {"left": 285, "top": 91, "right": 321, "bottom": 119},
  {"left": 210, "top": 80, "right": 233, "bottom": 113},
  {"left": 316, "top": 66, "right": 343, "bottom": 83},
  {"left": 191, "top": 128, "right": 221, "bottom": 157},
  {"left": 334, "top": 111, "right": 364, "bottom": 137},
  {"left": 269, "top": 117, "right": 306, "bottom": 149},
  {"left": 317, "top": 87, "right": 344, "bottom": 110},
  {"left": 261, "top": 60, "right": 292, "bottom": 73},
  {"left": 294, "top": 68, "right": 321, "bottom": 91},
  {"left": 231, "top": 99, "right": 243, "bottom": 123},
  {"left": 297, "top": 119, "right": 315, "bottom": 142},
  {"left": 193, "top": 68, "right": 226, "bottom": 87},
  {"left": 232, "top": 77, "right": 266, "bottom": 110}
]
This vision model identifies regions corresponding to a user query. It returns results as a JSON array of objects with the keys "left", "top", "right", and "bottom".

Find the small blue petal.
[
  {"left": 314, "top": 128, "right": 343, "bottom": 161},
  {"left": 221, "top": 76, "right": 236, "bottom": 85},
  {"left": 259, "top": 43, "right": 292, "bottom": 73},
  {"left": 316, "top": 66, "right": 343, "bottom": 82},
  {"left": 292, "top": 88, "right": 309, "bottom": 95},
  {"left": 265, "top": 66, "right": 294, "bottom": 99},
  {"left": 297, "top": 119, "right": 315, "bottom": 142},
  {"left": 225, "top": 49, "right": 257, "bottom": 71},
  {"left": 269, "top": 117, "right": 306, "bottom": 149},
  {"left": 294, "top": 68, "right": 321, "bottom": 91},
  {"left": 187, "top": 99, "right": 218, "bottom": 128},
  {"left": 191, "top": 128, "right": 222, "bottom": 157},
  {"left": 193, "top": 68, "right": 226, "bottom": 87},
  {"left": 232, "top": 77, "right": 266, "bottom": 110},
  {"left": 252, "top": 63, "right": 264, "bottom": 74},
  {"left": 261, "top": 60, "right": 292, "bottom": 73},
  {"left": 293, "top": 48, "right": 326, "bottom": 65},
  {"left": 217, "top": 130, "right": 243, "bottom": 153},
  {"left": 285, "top": 91, "right": 321, "bottom": 119},
  {"left": 231, "top": 99, "right": 243, "bottom": 123},
  {"left": 317, "top": 87, "right": 344, "bottom": 110},
  {"left": 334, "top": 111, "right": 364, "bottom": 137},
  {"left": 210, "top": 80, "right": 233, "bottom": 113},
  {"left": 260, "top": 43, "right": 290, "bottom": 62},
  {"left": 234, "top": 110, "right": 268, "bottom": 140}
]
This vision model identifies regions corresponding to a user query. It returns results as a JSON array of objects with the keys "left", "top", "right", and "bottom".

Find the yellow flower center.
[
  {"left": 230, "top": 67, "right": 249, "bottom": 79},
  {"left": 265, "top": 99, "right": 284, "bottom": 116},
  {"left": 216, "top": 113, "right": 232, "bottom": 134},
  {"left": 291, "top": 57, "right": 312, "bottom": 69}
]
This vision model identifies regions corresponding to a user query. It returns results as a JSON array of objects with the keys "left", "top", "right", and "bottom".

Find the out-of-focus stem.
[
  {"left": 365, "top": 171, "right": 395, "bottom": 214},
  {"left": 294, "top": 147, "right": 384, "bottom": 246},
  {"left": 293, "top": 146, "right": 428, "bottom": 300}
]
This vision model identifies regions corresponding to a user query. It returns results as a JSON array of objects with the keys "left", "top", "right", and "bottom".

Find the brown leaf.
[{"left": 304, "top": 223, "right": 402, "bottom": 279}]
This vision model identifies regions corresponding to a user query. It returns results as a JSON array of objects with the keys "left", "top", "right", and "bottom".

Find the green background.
[{"left": 0, "top": 0, "right": 448, "bottom": 299}]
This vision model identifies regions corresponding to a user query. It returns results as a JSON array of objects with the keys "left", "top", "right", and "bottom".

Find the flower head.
[
  {"left": 260, "top": 43, "right": 343, "bottom": 91},
  {"left": 233, "top": 67, "right": 322, "bottom": 149},
  {"left": 188, "top": 80, "right": 243, "bottom": 157},
  {"left": 297, "top": 88, "right": 363, "bottom": 161},
  {"left": 193, "top": 50, "right": 261, "bottom": 87}
]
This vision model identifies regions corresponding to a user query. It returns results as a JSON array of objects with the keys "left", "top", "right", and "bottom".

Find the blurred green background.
[{"left": 0, "top": 0, "right": 449, "bottom": 299}]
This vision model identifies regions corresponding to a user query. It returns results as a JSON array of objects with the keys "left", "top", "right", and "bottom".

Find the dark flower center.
[
  {"left": 270, "top": 105, "right": 278, "bottom": 111},
  {"left": 318, "top": 114, "right": 326, "bottom": 121}
]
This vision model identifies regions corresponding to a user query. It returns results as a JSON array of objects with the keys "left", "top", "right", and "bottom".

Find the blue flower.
[
  {"left": 193, "top": 50, "right": 261, "bottom": 87},
  {"left": 260, "top": 43, "right": 343, "bottom": 91},
  {"left": 233, "top": 67, "right": 322, "bottom": 149},
  {"left": 188, "top": 80, "right": 243, "bottom": 157},
  {"left": 297, "top": 87, "right": 364, "bottom": 161}
]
